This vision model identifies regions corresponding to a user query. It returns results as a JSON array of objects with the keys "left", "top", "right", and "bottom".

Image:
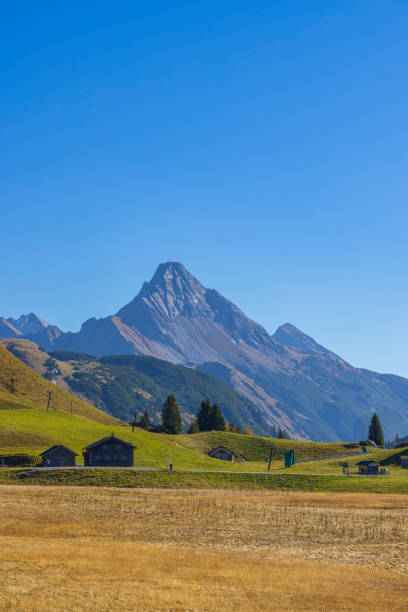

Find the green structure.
[{"left": 284, "top": 449, "right": 295, "bottom": 468}]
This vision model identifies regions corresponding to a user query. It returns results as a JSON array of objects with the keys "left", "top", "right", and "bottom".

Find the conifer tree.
[
  {"left": 187, "top": 420, "right": 200, "bottom": 434},
  {"left": 140, "top": 411, "right": 150, "bottom": 429},
  {"left": 243, "top": 425, "right": 253, "bottom": 435},
  {"left": 161, "top": 394, "right": 182, "bottom": 434},
  {"left": 277, "top": 428, "right": 285, "bottom": 439},
  {"left": 209, "top": 403, "right": 226, "bottom": 431},
  {"left": 197, "top": 399, "right": 212, "bottom": 431},
  {"left": 368, "top": 413, "right": 384, "bottom": 447}
]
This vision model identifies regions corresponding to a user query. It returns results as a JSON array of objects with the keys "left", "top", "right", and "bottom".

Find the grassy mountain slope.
[
  {"left": 1, "top": 340, "right": 271, "bottom": 434},
  {"left": 171, "top": 432, "right": 363, "bottom": 461},
  {"left": 1, "top": 341, "right": 393, "bottom": 477},
  {"left": 0, "top": 344, "right": 117, "bottom": 425},
  {"left": 0, "top": 386, "right": 368, "bottom": 468},
  {"left": 0, "top": 396, "right": 221, "bottom": 469},
  {"left": 0, "top": 392, "right": 369, "bottom": 470}
]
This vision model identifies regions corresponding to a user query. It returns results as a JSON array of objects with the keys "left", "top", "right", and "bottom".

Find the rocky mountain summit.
[
  {"left": 2, "top": 262, "right": 408, "bottom": 441},
  {"left": 0, "top": 313, "right": 62, "bottom": 350}
]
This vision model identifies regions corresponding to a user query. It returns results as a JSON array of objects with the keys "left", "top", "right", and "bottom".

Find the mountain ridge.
[{"left": 1, "top": 261, "right": 408, "bottom": 441}]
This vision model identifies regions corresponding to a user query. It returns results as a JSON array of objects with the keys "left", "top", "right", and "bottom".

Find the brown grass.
[{"left": 0, "top": 486, "right": 407, "bottom": 611}]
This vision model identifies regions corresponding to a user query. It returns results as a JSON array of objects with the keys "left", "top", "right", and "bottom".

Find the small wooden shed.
[
  {"left": 357, "top": 460, "right": 379, "bottom": 475},
  {"left": 400, "top": 456, "right": 408, "bottom": 469},
  {"left": 83, "top": 434, "right": 135, "bottom": 467},
  {"left": 40, "top": 445, "right": 77, "bottom": 467},
  {"left": 209, "top": 446, "right": 238, "bottom": 462}
]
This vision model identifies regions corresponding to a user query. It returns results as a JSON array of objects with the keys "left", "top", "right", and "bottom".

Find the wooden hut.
[
  {"left": 40, "top": 445, "right": 77, "bottom": 467},
  {"left": 82, "top": 434, "right": 135, "bottom": 467},
  {"left": 209, "top": 446, "right": 238, "bottom": 462},
  {"left": 357, "top": 460, "right": 379, "bottom": 475},
  {"left": 400, "top": 456, "right": 408, "bottom": 469}
]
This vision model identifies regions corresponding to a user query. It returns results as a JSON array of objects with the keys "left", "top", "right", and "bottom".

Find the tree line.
[
  {"left": 134, "top": 394, "right": 289, "bottom": 437},
  {"left": 135, "top": 401, "right": 386, "bottom": 447}
]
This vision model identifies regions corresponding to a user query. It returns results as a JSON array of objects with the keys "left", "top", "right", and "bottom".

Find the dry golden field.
[{"left": 0, "top": 486, "right": 408, "bottom": 611}]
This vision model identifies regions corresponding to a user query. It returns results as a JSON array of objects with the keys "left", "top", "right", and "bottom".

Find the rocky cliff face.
[{"left": 2, "top": 263, "right": 408, "bottom": 441}]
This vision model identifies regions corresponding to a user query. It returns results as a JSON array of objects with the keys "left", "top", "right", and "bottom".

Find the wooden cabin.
[
  {"left": 357, "top": 460, "right": 379, "bottom": 475},
  {"left": 400, "top": 456, "right": 408, "bottom": 469},
  {"left": 208, "top": 446, "right": 241, "bottom": 462},
  {"left": 82, "top": 434, "right": 135, "bottom": 467},
  {"left": 40, "top": 445, "right": 77, "bottom": 467}
]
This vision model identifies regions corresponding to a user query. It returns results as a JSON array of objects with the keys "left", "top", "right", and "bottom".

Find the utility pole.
[
  {"left": 131, "top": 411, "right": 137, "bottom": 432},
  {"left": 10, "top": 378, "right": 15, "bottom": 393},
  {"left": 267, "top": 445, "right": 274, "bottom": 472},
  {"left": 70, "top": 400, "right": 73, "bottom": 415},
  {"left": 46, "top": 391, "right": 52, "bottom": 411}
]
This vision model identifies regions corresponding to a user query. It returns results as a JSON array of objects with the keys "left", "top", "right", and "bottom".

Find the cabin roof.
[
  {"left": 209, "top": 446, "right": 235, "bottom": 454},
  {"left": 83, "top": 433, "right": 135, "bottom": 451},
  {"left": 39, "top": 445, "right": 78, "bottom": 457},
  {"left": 357, "top": 460, "right": 378, "bottom": 465}
]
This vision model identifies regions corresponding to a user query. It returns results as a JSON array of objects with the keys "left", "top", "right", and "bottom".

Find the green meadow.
[{"left": 1, "top": 341, "right": 408, "bottom": 490}]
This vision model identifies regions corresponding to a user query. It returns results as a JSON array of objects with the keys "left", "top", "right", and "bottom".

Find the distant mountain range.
[{"left": 2, "top": 261, "right": 408, "bottom": 441}]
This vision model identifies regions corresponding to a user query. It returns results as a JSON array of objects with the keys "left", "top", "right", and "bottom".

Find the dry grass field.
[{"left": 1, "top": 486, "right": 408, "bottom": 611}]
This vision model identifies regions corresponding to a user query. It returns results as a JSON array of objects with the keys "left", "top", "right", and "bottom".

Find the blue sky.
[{"left": 1, "top": 1, "right": 407, "bottom": 376}]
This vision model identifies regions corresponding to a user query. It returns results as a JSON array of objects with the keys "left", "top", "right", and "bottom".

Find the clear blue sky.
[{"left": 1, "top": 1, "right": 407, "bottom": 376}]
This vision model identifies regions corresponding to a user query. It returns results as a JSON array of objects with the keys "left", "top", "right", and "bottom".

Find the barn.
[
  {"left": 209, "top": 446, "right": 238, "bottom": 462},
  {"left": 40, "top": 445, "right": 77, "bottom": 467},
  {"left": 357, "top": 460, "right": 379, "bottom": 475},
  {"left": 82, "top": 434, "right": 135, "bottom": 467}
]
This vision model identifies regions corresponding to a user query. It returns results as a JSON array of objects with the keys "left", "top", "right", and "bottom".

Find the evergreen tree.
[
  {"left": 208, "top": 403, "right": 226, "bottom": 431},
  {"left": 187, "top": 420, "right": 200, "bottom": 434},
  {"left": 197, "top": 399, "right": 212, "bottom": 431},
  {"left": 161, "top": 394, "right": 182, "bottom": 434},
  {"left": 277, "top": 428, "right": 285, "bottom": 439},
  {"left": 368, "top": 413, "right": 384, "bottom": 447},
  {"left": 140, "top": 411, "right": 150, "bottom": 429},
  {"left": 243, "top": 425, "right": 253, "bottom": 435}
]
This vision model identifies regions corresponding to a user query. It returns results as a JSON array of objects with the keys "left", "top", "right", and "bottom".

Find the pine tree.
[
  {"left": 208, "top": 403, "right": 226, "bottom": 431},
  {"left": 277, "top": 428, "right": 285, "bottom": 439},
  {"left": 187, "top": 420, "right": 200, "bottom": 434},
  {"left": 140, "top": 411, "right": 150, "bottom": 429},
  {"left": 161, "top": 394, "right": 182, "bottom": 434},
  {"left": 197, "top": 399, "right": 212, "bottom": 431},
  {"left": 368, "top": 413, "right": 384, "bottom": 447}
]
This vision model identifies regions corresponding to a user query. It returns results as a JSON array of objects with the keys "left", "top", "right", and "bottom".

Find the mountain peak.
[
  {"left": 7, "top": 313, "right": 50, "bottom": 335},
  {"left": 148, "top": 261, "right": 199, "bottom": 288},
  {"left": 118, "top": 262, "right": 207, "bottom": 324},
  {"left": 137, "top": 262, "right": 205, "bottom": 304},
  {"left": 273, "top": 323, "right": 329, "bottom": 354}
]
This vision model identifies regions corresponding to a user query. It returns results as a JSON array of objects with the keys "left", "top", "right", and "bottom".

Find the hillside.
[
  {"left": 0, "top": 392, "right": 221, "bottom": 469},
  {"left": 0, "top": 346, "right": 370, "bottom": 469},
  {"left": 0, "top": 383, "right": 370, "bottom": 471},
  {"left": 3, "top": 262, "right": 408, "bottom": 441},
  {"left": 173, "top": 431, "right": 363, "bottom": 462},
  {"left": 0, "top": 343, "right": 118, "bottom": 426},
  {"left": 1, "top": 339, "right": 271, "bottom": 435}
]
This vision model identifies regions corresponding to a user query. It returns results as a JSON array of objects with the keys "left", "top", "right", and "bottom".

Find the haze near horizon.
[{"left": 1, "top": 1, "right": 407, "bottom": 377}]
